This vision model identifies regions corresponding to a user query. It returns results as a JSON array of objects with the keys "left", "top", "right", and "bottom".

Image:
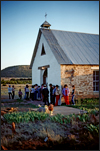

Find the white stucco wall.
[{"left": 32, "top": 34, "right": 61, "bottom": 88}]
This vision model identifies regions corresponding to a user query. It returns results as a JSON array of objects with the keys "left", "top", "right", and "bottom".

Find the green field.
[{"left": 1, "top": 84, "right": 32, "bottom": 99}]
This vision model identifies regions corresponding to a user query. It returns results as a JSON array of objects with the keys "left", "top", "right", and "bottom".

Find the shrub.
[
  {"left": 2, "top": 83, "right": 7, "bottom": 86},
  {"left": 1, "top": 79, "right": 5, "bottom": 84},
  {"left": 10, "top": 78, "right": 16, "bottom": 81}
]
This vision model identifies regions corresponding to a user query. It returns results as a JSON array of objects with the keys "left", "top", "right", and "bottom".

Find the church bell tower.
[{"left": 41, "top": 13, "right": 51, "bottom": 29}]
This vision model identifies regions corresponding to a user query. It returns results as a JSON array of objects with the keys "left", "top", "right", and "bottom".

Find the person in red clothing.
[
  {"left": 62, "top": 84, "right": 70, "bottom": 105},
  {"left": 55, "top": 85, "right": 61, "bottom": 106}
]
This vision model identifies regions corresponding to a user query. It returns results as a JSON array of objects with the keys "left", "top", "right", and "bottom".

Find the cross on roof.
[{"left": 45, "top": 13, "right": 47, "bottom": 20}]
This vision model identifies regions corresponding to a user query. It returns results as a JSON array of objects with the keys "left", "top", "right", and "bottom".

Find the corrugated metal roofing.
[
  {"left": 51, "top": 29, "right": 99, "bottom": 64},
  {"left": 41, "top": 28, "right": 71, "bottom": 64},
  {"left": 30, "top": 28, "right": 99, "bottom": 68}
]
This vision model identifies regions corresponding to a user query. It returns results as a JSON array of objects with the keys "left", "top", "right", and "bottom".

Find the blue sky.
[{"left": 1, "top": 1, "right": 99, "bottom": 70}]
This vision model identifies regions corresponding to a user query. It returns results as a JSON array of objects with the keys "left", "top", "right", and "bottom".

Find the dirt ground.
[
  {"left": 1, "top": 97, "right": 87, "bottom": 116},
  {"left": 1, "top": 95, "right": 99, "bottom": 150},
  {"left": 1, "top": 107, "right": 99, "bottom": 150}
]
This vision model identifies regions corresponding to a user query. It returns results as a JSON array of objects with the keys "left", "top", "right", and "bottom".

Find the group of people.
[
  {"left": 24, "top": 84, "right": 41, "bottom": 101},
  {"left": 8, "top": 85, "right": 23, "bottom": 100},
  {"left": 8, "top": 85, "right": 15, "bottom": 99},
  {"left": 49, "top": 84, "right": 61, "bottom": 106},
  {"left": 8, "top": 83, "right": 75, "bottom": 106},
  {"left": 49, "top": 84, "right": 75, "bottom": 106}
]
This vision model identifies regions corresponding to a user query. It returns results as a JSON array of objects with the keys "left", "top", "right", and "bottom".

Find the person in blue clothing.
[
  {"left": 38, "top": 86, "right": 41, "bottom": 100},
  {"left": 18, "top": 89, "right": 23, "bottom": 100}
]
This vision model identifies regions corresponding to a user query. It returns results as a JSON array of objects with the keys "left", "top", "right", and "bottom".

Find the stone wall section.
[{"left": 60, "top": 65, "right": 99, "bottom": 100}]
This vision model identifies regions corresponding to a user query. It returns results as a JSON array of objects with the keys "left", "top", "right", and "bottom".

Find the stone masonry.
[{"left": 60, "top": 65, "right": 99, "bottom": 100}]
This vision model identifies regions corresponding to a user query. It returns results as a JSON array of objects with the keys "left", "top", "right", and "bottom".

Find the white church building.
[{"left": 30, "top": 21, "right": 99, "bottom": 101}]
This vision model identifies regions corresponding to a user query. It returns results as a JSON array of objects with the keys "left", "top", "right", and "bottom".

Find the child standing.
[
  {"left": 18, "top": 89, "right": 23, "bottom": 99},
  {"left": 71, "top": 85, "right": 75, "bottom": 105}
]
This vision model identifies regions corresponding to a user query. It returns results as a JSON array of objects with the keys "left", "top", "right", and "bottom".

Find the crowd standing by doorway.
[{"left": 7, "top": 83, "right": 75, "bottom": 106}]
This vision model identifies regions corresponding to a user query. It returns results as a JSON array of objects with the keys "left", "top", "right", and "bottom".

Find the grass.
[
  {"left": 16, "top": 99, "right": 24, "bottom": 103},
  {"left": 61, "top": 98, "right": 99, "bottom": 110},
  {"left": 1, "top": 102, "right": 38, "bottom": 108}
]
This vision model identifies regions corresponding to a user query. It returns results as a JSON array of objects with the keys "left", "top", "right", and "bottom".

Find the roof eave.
[{"left": 30, "top": 29, "right": 42, "bottom": 69}]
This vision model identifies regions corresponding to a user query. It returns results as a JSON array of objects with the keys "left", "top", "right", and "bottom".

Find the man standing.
[
  {"left": 49, "top": 83, "right": 53, "bottom": 104},
  {"left": 12, "top": 85, "right": 15, "bottom": 99},
  {"left": 52, "top": 85, "right": 56, "bottom": 105},
  {"left": 26, "top": 85, "right": 29, "bottom": 100},
  {"left": 42, "top": 85, "right": 49, "bottom": 106},
  {"left": 8, "top": 85, "right": 12, "bottom": 99}
]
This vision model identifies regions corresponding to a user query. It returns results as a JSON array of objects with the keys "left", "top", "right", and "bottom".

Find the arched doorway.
[
  {"left": 38, "top": 65, "right": 49, "bottom": 86},
  {"left": 43, "top": 68, "right": 47, "bottom": 85}
]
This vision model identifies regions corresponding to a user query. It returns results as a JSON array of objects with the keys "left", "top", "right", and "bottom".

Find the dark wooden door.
[{"left": 43, "top": 76, "right": 46, "bottom": 84}]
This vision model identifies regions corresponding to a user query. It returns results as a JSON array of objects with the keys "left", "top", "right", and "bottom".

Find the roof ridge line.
[{"left": 41, "top": 28, "right": 99, "bottom": 35}]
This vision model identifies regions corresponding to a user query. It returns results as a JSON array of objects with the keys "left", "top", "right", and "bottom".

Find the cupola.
[
  {"left": 41, "top": 21, "right": 51, "bottom": 29},
  {"left": 41, "top": 13, "right": 51, "bottom": 29}
]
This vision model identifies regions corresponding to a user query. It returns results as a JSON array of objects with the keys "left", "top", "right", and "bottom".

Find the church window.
[
  {"left": 93, "top": 70, "right": 99, "bottom": 92},
  {"left": 41, "top": 44, "right": 46, "bottom": 55}
]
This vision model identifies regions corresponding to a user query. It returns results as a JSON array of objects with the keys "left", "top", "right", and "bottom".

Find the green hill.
[{"left": 1, "top": 65, "right": 32, "bottom": 77}]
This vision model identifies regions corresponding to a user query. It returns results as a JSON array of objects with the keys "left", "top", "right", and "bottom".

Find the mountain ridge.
[{"left": 1, "top": 65, "right": 32, "bottom": 77}]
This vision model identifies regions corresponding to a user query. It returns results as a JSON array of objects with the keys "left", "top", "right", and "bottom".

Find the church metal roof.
[{"left": 30, "top": 28, "right": 99, "bottom": 68}]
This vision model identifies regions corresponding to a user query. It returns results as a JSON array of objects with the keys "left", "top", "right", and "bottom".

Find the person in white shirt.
[
  {"left": 8, "top": 85, "right": 12, "bottom": 99},
  {"left": 30, "top": 85, "right": 35, "bottom": 101},
  {"left": 26, "top": 85, "right": 29, "bottom": 100}
]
